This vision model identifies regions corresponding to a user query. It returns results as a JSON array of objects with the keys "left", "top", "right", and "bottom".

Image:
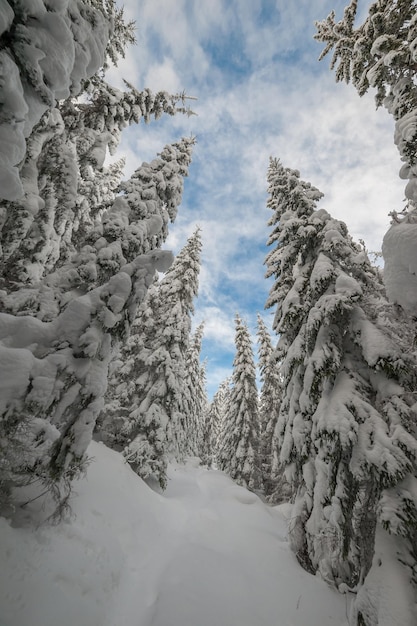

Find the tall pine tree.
[
  {"left": 256, "top": 314, "right": 287, "bottom": 503},
  {"left": 265, "top": 158, "right": 417, "bottom": 607},
  {"left": 100, "top": 229, "right": 202, "bottom": 488},
  {"left": 315, "top": 0, "right": 417, "bottom": 314},
  {"left": 184, "top": 322, "right": 208, "bottom": 458},
  {"left": 0, "top": 4, "right": 195, "bottom": 515},
  {"left": 208, "top": 377, "right": 232, "bottom": 467},
  {"left": 0, "top": 0, "right": 125, "bottom": 202},
  {"left": 218, "top": 314, "right": 261, "bottom": 491}
]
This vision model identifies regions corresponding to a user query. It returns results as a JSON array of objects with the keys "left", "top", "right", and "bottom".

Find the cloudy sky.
[{"left": 108, "top": 0, "right": 405, "bottom": 397}]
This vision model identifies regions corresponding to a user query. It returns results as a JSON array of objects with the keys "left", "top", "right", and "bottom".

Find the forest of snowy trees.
[{"left": 0, "top": 2, "right": 416, "bottom": 626}]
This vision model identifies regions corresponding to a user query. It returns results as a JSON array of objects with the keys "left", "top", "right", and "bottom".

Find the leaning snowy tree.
[
  {"left": 265, "top": 158, "right": 417, "bottom": 624},
  {"left": 99, "top": 228, "right": 202, "bottom": 489},
  {"left": 0, "top": 1, "right": 195, "bottom": 516},
  {"left": 315, "top": 0, "right": 417, "bottom": 314},
  {"left": 218, "top": 314, "right": 261, "bottom": 491},
  {"left": 256, "top": 314, "right": 288, "bottom": 503},
  {"left": 184, "top": 322, "right": 208, "bottom": 459}
]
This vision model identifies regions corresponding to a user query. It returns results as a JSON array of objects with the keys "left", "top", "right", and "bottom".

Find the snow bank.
[{"left": 0, "top": 442, "right": 350, "bottom": 626}]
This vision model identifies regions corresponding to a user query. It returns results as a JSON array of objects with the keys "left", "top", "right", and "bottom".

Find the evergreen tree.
[
  {"left": 66, "top": 77, "right": 194, "bottom": 159},
  {"left": 218, "top": 315, "right": 261, "bottom": 491},
  {"left": 315, "top": 0, "right": 417, "bottom": 313},
  {"left": 265, "top": 158, "right": 417, "bottom": 602},
  {"left": 198, "top": 395, "right": 213, "bottom": 466},
  {"left": 256, "top": 314, "right": 288, "bottom": 503},
  {"left": 117, "top": 138, "right": 195, "bottom": 249},
  {"left": 208, "top": 377, "right": 232, "bottom": 466},
  {"left": 0, "top": 0, "right": 123, "bottom": 202},
  {"left": 0, "top": 96, "right": 194, "bottom": 299},
  {"left": 0, "top": 5, "right": 195, "bottom": 515},
  {"left": 184, "top": 323, "right": 208, "bottom": 458},
  {"left": 100, "top": 229, "right": 202, "bottom": 488}
]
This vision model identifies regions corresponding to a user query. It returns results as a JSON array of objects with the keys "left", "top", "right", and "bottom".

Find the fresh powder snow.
[{"left": 0, "top": 441, "right": 350, "bottom": 626}]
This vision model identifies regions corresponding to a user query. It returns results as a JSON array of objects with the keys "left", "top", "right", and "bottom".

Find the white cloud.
[
  {"left": 109, "top": 0, "right": 406, "bottom": 392},
  {"left": 193, "top": 304, "right": 236, "bottom": 347},
  {"left": 143, "top": 58, "right": 183, "bottom": 93}
]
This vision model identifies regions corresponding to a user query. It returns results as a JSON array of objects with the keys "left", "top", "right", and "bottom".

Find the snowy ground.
[{"left": 0, "top": 442, "right": 350, "bottom": 626}]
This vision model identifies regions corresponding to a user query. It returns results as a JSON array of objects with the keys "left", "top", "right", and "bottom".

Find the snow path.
[{"left": 0, "top": 443, "right": 350, "bottom": 626}]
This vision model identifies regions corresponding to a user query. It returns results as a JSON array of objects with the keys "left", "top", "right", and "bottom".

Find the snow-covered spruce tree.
[
  {"left": 315, "top": 0, "right": 417, "bottom": 314},
  {"left": 99, "top": 229, "right": 202, "bottom": 489},
  {"left": 256, "top": 314, "right": 288, "bottom": 503},
  {"left": 0, "top": 1, "right": 194, "bottom": 301},
  {"left": 184, "top": 322, "right": 208, "bottom": 458},
  {"left": 0, "top": 130, "right": 194, "bottom": 514},
  {"left": 199, "top": 392, "right": 214, "bottom": 467},
  {"left": 207, "top": 377, "right": 232, "bottom": 466},
  {"left": 0, "top": 0, "right": 133, "bottom": 202},
  {"left": 218, "top": 315, "right": 261, "bottom": 490},
  {"left": 95, "top": 277, "right": 161, "bottom": 448},
  {"left": 0, "top": 3, "right": 195, "bottom": 515},
  {"left": 265, "top": 158, "right": 417, "bottom": 601},
  {"left": 0, "top": 0, "right": 119, "bottom": 512},
  {"left": 0, "top": 92, "right": 194, "bottom": 296},
  {"left": 65, "top": 76, "right": 194, "bottom": 164}
]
